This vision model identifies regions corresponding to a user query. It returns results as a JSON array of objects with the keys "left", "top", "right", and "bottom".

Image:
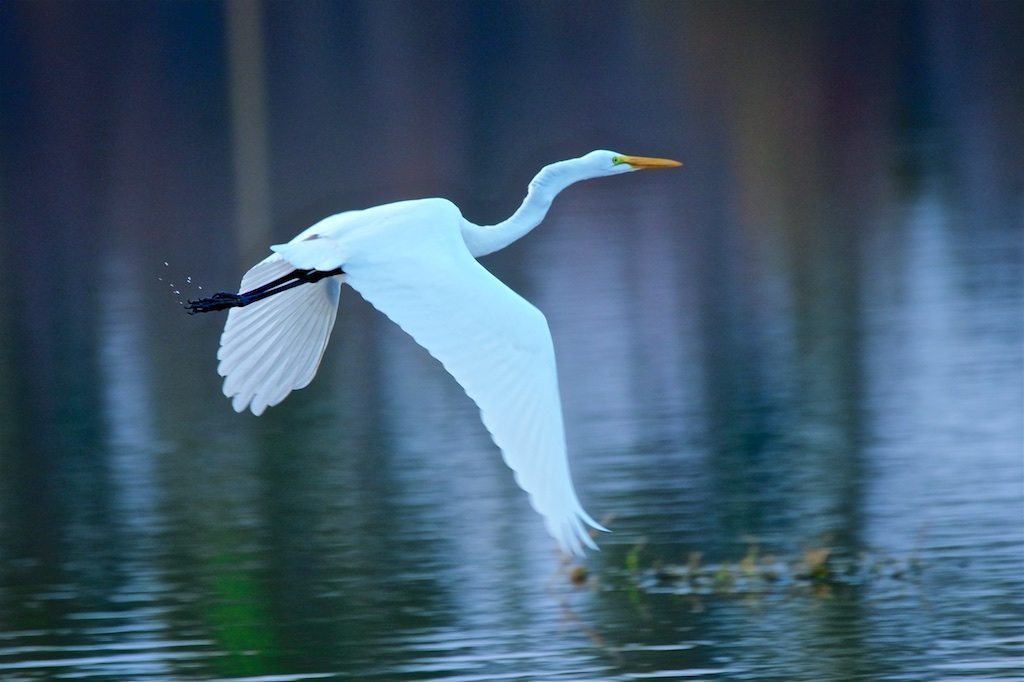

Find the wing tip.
[{"left": 553, "top": 509, "right": 610, "bottom": 557}]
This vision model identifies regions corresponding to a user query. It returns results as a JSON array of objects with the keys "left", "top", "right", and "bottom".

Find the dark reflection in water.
[{"left": 1, "top": 2, "right": 1021, "bottom": 680}]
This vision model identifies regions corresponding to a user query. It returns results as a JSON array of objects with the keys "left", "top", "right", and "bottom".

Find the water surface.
[{"left": 0, "top": 2, "right": 1021, "bottom": 680}]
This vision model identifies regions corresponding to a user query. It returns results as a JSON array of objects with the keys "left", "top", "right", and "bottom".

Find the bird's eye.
[{"left": 611, "top": 155, "right": 625, "bottom": 166}]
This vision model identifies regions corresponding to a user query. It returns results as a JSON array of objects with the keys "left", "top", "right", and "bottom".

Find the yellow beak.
[{"left": 621, "top": 155, "right": 683, "bottom": 169}]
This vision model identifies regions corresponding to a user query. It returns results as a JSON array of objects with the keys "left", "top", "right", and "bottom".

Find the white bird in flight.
[{"left": 188, "top": 149, "right": 681, "bottom": 555}]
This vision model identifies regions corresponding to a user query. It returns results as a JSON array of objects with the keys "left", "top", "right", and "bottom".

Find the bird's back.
[{"left": 284, "top": 198, "right": 466, "bottom": 269}]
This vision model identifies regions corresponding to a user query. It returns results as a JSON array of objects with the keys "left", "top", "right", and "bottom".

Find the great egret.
[{"left": 188, "top": 149, "right": 681, "bottom": 555}]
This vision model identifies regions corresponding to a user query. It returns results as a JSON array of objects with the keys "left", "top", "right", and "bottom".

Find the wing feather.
[
  {"left": 306, "top": 230, "right": 605, "bottom": 555},
  {"left": 221, "top": 286, "right": 316, "bottom": 392},
  {"left": 216, "top": 254, "right": 341, "bottom": 415}
]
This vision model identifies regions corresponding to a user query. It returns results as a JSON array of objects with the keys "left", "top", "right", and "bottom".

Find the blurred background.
[{"left": 0, "top": 1, "right": 1021, "bottom": 680}]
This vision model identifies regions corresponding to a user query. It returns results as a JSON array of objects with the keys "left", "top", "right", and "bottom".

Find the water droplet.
[
  {"left": 164, "top": 261, "right": 169, "bottom": 267},
  {"left": 174, "top": 290, "right": 180, "bottom": 295},
  {"left": 186, "top": 276, "right": 192, "bottom": 284}
]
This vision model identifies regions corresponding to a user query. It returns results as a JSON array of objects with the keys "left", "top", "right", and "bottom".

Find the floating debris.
[
  {"left": 569, "top": 565, "right": 589, "bottom": 586},
  {"left": 624, "top": 544, "right": 921, "bottom": 597}
]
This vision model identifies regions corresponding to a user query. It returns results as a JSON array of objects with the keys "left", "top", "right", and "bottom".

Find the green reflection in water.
[{"left": 206, "top": 550, "right": 276, "bottom": 676}]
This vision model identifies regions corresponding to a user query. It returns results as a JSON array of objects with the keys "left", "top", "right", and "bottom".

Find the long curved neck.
[{"left": 462, "top": 159, "right": 588, "bottom": 257}]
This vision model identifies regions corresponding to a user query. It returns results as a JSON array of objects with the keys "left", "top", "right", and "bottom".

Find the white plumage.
[
  {"left": 217, "top": 254, "right": 341, "bottom": 416},
  {"left": 202, "top": 150, "right": 681, "bottom": 554}
]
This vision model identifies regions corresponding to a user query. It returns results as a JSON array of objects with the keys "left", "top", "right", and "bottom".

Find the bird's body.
[{"left": 190, "top": 150, "right": 681, "bottom": 555}]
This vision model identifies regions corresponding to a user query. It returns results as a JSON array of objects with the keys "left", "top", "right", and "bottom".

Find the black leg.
[{"left": 186, "top": 267, "right": 343, "bottom": 314}]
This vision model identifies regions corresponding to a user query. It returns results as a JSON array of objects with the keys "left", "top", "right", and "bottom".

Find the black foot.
[{"left": 186, "top": 292, "right": 245, "bottom": 314}]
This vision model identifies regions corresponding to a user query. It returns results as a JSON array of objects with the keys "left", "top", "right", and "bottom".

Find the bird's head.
[
  {"left": 524, "top": 149, "right": 682, "bottom": 208},
  {"left": 580, "top": 149, "right": 683, "bottom": 177}
]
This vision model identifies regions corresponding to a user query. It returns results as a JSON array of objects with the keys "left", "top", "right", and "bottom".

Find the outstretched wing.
[
  {"left": 274, "top": 221, "right": 605, "bottom": 555},
  {"left": 217, "top": 254, "right": 342, "bottom": 416}
]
